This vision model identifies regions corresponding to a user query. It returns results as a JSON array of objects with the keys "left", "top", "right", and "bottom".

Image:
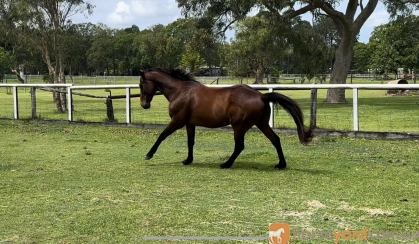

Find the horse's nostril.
[{"left": 142, "top": 103, "right": 150, "bottom": 109}]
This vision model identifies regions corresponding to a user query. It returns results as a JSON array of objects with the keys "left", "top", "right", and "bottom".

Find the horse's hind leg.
[
  {"left": 145, "top": 120, "right": 184, "bottom": 160},
  {"left": 256, "top": 123, "right": 287, "bottom": 169},
  {"left": 219, "top": 125, "right": 249, "bottom": 169},
  {"left": 182, "top": 124, "right": 195, "bottom": 165}
]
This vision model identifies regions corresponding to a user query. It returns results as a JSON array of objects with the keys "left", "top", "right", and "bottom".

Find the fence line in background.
[
  {"left": 1, "top": 84, "right": 72, "bottom": 120},
  {"left": 4, "top": 74, "right": 416, "bottom": 85},
  {"left": 1, "top": 83, "right": 419, "bottom": 133},
  {"left": 1, "top": 73, "right": 410, "bottom": 79}
]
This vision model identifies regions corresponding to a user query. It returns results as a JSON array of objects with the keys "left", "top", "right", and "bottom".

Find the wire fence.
[
  {"left": 1, "top": 74, "right": 140, "bottom": 85},
  {"left": 2, "top": 73, "right": 417, "bottom": 86},
  {"left": 1, "top": 83, "right": 418, "bottom": 135}
]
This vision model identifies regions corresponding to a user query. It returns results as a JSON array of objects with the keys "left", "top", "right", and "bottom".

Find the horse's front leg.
[
  {"left": 182, "top": 124, "right": 195, "bottom": 165},
  {"left": 145, "top": 120, "right": 184, "bottom": 160}
]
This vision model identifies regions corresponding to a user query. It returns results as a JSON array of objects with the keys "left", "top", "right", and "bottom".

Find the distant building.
[{"left": 195, "top": 66, "right": 221, "bottom": 76}]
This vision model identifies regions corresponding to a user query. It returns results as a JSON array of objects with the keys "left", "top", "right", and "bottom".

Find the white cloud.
[
  {"left": 358, "top": 9, "right": 390, "bottom": 43},
  {"left": 73, "top": 0, "right": 390, "bottom": 42},
  {"left": 107, "top": 1, "right": 134, "bottom": 25},
  {"left": 247, "top": 6, "right": 260, "bottom": 17},
  {"left": 106, "top": 0, "right": 181, "bottom": 28},
  {"left": 364, "top": 9, "right": 390, "bottom": 28},
  {"left": 131, "top": 0, "right": 179, "bottom": 17}
]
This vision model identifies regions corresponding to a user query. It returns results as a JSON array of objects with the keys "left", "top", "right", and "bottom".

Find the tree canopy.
[
  {"left": 176, "top": 0, "right": 419, "bottom": 103},
  {"left": 1, "top": 0, "right": 419, "bottom": 104},
  {"left": 353, "top": 15, "right": 419, "bottom": 76}
]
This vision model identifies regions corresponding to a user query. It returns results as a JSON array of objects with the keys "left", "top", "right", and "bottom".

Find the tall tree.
[
  {"left": 313, "top": 15, "right": 340, "bottom": 74},
  {"left": 132, "top": 25, "right": 165, "bottom": 68},
  {"left": 1, "top": 0, "right": 94, "bottom": 112},
  {"left": 226, "top": 14, "right": 288, "bottom": 82},
  {"left": 368, "top": 24, "right": 400, "bottom": 76},
  {"left": 113, "top": 25, "right": 141, "bottom": 75},
  {"left": 0, "top": 47, "right": 13, "bottom": 82},
  {"left": 383, "top": 0, "right": 419, "bottom": 18},
  {"left": 177, "top": 0, "right": 383, "bottom": 103},
  {"left": 87, "top": 24, "right": 115, "bottom": 75},
  {"left": 353, "top": 42, "right": 372, "bottom": 73},
  {"left": 289, "top": 17, "right": 329, "bottom": 81},
  {"left": 391, "top": 16, "right": 419, "bottom": 74},
  {"left": 166, "top": 18, "right": 203, "bottom": 69},
  {"left": 0, "top": 0, "right": 33, "bottom": 83},
  {"left": 179, "top": 52, "right": 205, "bottom": 75},
  {"left": 368, "top": 15, "right": 419, "bottom": 76},
  {"left": 63, "top": 23, "right": 94, "bottom": 81}
]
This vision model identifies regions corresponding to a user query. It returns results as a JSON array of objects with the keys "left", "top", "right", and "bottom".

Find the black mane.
[{"left": 146, "top": 68, "right": 198, "bottom": 82}]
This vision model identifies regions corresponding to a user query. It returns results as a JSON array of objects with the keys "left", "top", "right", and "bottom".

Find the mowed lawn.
[{"left": 1, "top": 121, "right": 419, "bottom": 243}]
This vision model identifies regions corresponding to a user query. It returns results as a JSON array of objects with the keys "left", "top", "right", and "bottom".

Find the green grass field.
[
  {"left": 1, "top": 120, "right": 419, "bottom": 243},
  {"left": 1, "top": 77, "right": 418, "bottom": 133}
]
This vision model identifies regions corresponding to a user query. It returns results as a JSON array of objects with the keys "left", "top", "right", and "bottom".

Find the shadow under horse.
[{"left": 139, "top": 69, "right": 313, "bottom": 169}]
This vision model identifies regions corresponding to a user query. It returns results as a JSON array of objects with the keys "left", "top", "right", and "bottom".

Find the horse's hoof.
[
  {"left": 274, "top": 164, "right": 286, "bottom": 170},
  {"left": 182, "top": 160, "right": 193, "bottom": 165},
  {"left": 219, "top": 163, "right": 232, "bottom": 169},
  {"left": 144, "top": 155, "right": 152, "bottom": 160}
]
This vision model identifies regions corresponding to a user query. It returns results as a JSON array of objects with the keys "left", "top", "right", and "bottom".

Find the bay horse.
[{"left": 139, "top": 69, "right": 313, "bottom": 169}]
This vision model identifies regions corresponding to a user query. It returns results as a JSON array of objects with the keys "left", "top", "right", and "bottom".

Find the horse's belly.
[{"left": 188, "top": 112, "right": 230, "bottom": 128}]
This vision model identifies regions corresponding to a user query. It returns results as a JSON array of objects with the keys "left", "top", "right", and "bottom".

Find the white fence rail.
[{"left": 1, "top": 83, "right": 419, "bottom": 133}]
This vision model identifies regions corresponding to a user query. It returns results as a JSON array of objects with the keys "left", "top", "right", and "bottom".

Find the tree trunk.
[
  {"left": 11, "top": 67, "right": 25, "bottom": 84},
  {"left": 19, "top": 64, "right": 25, "bottom": 83},
  {"left": 326, "top": 36, "right": 354, "bottom": 103},
  {"left": 253, "top": 62, "right": 265, "bottom": 84},
  {"left": 52, "top": 66, "right": 63, "bottom": 113},
  {"left": 69, "top": 66, "right": 75, "bottom": 85},
  {"left": 324, "top": 0, "right": 378, "bottom": 103},
  {"left": 42, "top": 45, "right": 63, "bottom": 113},
  {"left": 59, "top": 54, "right": 67, "bottom": 112},
  {"left": 52, "top": 68, "right": 62, "bottom": 113}
]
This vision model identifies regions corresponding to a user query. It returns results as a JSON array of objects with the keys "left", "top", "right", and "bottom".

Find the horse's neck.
[{"left": 151, "top": 74, "right": 179, "bottom": 101}]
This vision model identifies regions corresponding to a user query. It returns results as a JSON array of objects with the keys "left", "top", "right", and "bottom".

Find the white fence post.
[
  {"left": 269, "top": 88, "right": 274, "bottom": 127},
  {"left": 68, "top": 87, "right": 73, "bottom": 122},
  {"left": 353, "top": 88, "right": 359, "bottom": 132},
  {"left": 126, "top": 88, "right": 131, "bottom": 124},
  {"left": 13, "top": 86, "right": 18, "bottom": 119}
]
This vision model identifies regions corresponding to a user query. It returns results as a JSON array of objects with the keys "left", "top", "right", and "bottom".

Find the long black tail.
[{"left": 262, "top": 92, "right": 313, "bottom": 145}]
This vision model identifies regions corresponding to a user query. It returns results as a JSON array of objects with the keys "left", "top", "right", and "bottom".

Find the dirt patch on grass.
[
  {"left": 284, "top": 210, "right": 313, "bottom": 218},
  {"left": 62, "top": 129, "right": 74, "bottom": 134},
  {"left": 337, "top": 202, "right": 393, "bottom": 216},
  {"left": 110, "top": 129, "right": 160, "bottom": 136},
  {"left": 360, "top": 208, "right": 393, "bottom": 216},
  {"left": 337, "top": 202, "right": 355, "bottom": 212},
  {"left": 307, "top": 200, "right": 326, "bottom": 209},
  {"left": 282, "top": 201, "right": 325, "bottom": 219},
  {"left": 4, "top": 235, "right": 30, "bottom": 243}
]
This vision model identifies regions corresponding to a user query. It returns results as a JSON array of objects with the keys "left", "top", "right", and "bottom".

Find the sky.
[{"left": 70, "top": 0, "right": 391, "bottom": 43}]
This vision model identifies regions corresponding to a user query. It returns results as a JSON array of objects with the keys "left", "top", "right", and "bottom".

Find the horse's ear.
[{"left": 139, "top": 70, "right": 145, "bottom": 79}]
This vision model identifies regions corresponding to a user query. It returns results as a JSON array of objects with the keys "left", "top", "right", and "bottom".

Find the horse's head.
[{"left": 139, "top": 70, "right": 157, "bottom": 109}]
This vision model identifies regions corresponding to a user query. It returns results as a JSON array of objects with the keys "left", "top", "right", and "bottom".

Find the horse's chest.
[{"left": 168, "top": 99, "right": 190, "bottom": 117}]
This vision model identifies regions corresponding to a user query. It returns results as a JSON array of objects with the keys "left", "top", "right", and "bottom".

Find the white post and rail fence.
[{"left": 1, "top": 83, "right": 419, "bottom": 135}]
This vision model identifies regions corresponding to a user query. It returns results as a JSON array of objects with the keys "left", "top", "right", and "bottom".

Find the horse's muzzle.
[{"left": 141, "top": 103, "right": 151, "bottom": 109}]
